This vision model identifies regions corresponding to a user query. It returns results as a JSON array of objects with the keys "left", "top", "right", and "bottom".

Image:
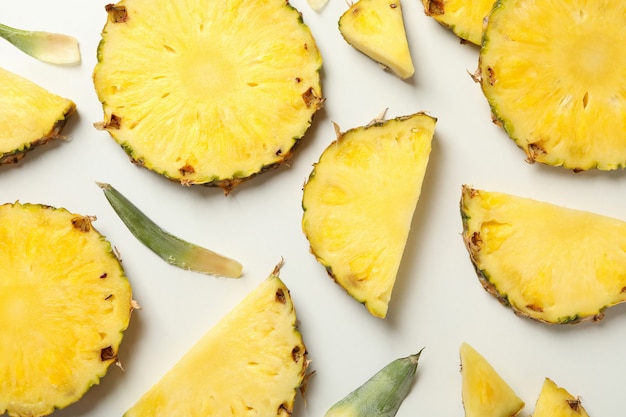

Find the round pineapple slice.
[
  {"left": 0, "top": 202, "right": 133, "bottom": 417},
  {"left": 93, "top": 0, "right": 323, "bottom": 194},
  {"left": 478, "top": 0, "right": 626, "bottom": 171}
]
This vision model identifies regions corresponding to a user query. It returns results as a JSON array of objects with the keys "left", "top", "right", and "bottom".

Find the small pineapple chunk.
[
  {"left": 123, "top": 264, "right": 308, "bottom": 417},
  {"left": 302, "top": 112, "right": 435, "bottom": 318},
  {"left": 461, "top": 185, "right": 626, "bottom": 324},
  {"left": 421, "top": 0, "right": 495, "bottom": 45},
  {"left": 460, "top": 343, "right": 524, "bottom": 417},
  {"left": 0, "top": 202, "right": 133, "bottom": 417},
  {"left": 339, "top": 0, "right": 414, "bottom": 79},
  {"left": 532, "top": 378, "right": 590, "bottom": 417},
  {"left": 0, "top": 66, "right": 75, "bottom": 165}
]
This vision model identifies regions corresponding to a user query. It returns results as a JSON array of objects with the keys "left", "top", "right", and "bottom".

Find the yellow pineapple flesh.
[
  {"left": 302, "top": 112, "right": 436, "bottom": 318},
  {"left": 0, "top": 66, "right": 76, "bottom": 165},
  {"left": 532, "top": 378, "right": 590, "bottom": 417},
  {"left": 421, "top": 0, "right": 495, "bottom": 45},
  {"left": 123, "top": 264, "right": 308, "bottom": 417},
  {"left": 93, "top": 0, "right": 323, "bottom": 194},
  {"left": 478, "top": 0, "right": 626, "bottom": 170},
  {"left": 339, "top": 0, "right": 414, "bottom": 79},
  {"left": 460, "top": 342, "right": 524, "bottom": 417},
  {"left": 0, "top": 202, "right": 133, "bottom": 417},
  {"left": 461, "top": 185, "right": 626, "bottom": 324}
]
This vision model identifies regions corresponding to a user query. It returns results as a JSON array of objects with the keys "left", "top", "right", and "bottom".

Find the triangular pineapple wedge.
[
  {"left": 302, "top": 112, "right": 436, "bottom": 318},
  {"left": 532, "top": 378, "right": 590, "bottom": 417},
  {"left": 421, "top": 0, "right": 495, "bottom": 45},
  {"left": 0, "top": 66, "right": 75, "bottom": 165},
  {"left": 339, "top": 0, "right": 414, "bottom": 79},
  {"left": 461, "top": 185, "right": 626, "bottom": 324},
  {"left": 124, "top": 264, "right": 308, "bottom": 417},
  {"left": 0, "top": 202, "right": 133, "bottom": 417},
  {"left": 93, "top": 0, "right": 323, "bottom": 194},
  {"left": 460, "top": 342, "right": 524, "bottom": 417}
]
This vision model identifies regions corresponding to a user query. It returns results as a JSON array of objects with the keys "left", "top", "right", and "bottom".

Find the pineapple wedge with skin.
[
  {"left": 339, "top": 0, "right": 414, "bottom": 79},
  {"left": 302, "top": 112, "right": 436, "bottom": 318},
  {"left": 93, "top": 0, "right": 323, "bottom": 194},
  {"left": 461, "top": 185, "right": 626, "bottom": 324},
  {"left": 421, "top": 0, "right": 495, "bottom": 45},
  {"left": 478, "top": 0, "right": 626, "bottom": 171},
  {"left": 124, "top": 263, "right": 308, "bottom": 417},
  {"left": 460, "top": 343, "right": 524, "bottom": 417},
  {"left": 0, "top": 66, "right": 76, "bottom": 165},
  {"left": 532, "top": 378, "right": 590, "bottom": 417},
  {"left": 0, "top": 202, "right": 133, "bottom": 417}
]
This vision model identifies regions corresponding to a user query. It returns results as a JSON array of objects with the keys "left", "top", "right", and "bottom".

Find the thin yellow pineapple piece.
[
  {"left": 302, "top": 112, "right": 436, "bottom": 318},
  {"left": 93, "top": 0, "right": 323, "bottom": 194},
  {"left": 0, "top": 66, "right": 76, "bottom": 165},
  {"left": 478, "top": 0, "right": 626, "bottom": 170},
  {"left": 421, "top": 0, "right": 495, "bottom": 45},
  {"left": 339, "top": 0, "right": 414, "bottom": 79},
  {"left": 532, "top": 378, "right": 590, "bottom": 417},
  {"left": 124, "top": 263, "right": 308, "bottom": 417},
  {"left": 460, "top": 342, "right": 524, "bottom": 417},
  {"left": 0, "top": 202, "right": 133, "bottom": 417},
  {"left": 461, "top": 185, "right": 626, "bottom": 324}
]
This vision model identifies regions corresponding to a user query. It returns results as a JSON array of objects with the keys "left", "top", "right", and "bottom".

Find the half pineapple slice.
[
  {"left": 93, "top": 0, "right": 323, "bottom": 194},
  {"left": 460, "top": 342, "right": 524, "bottom": 417},
  {"left": 532, "top": 378, "right": 589, "bottom": 417},
  {"left": 124, "top": 264, "right": 308, "bottom": 417},
  {"left": 421, "top": 0, "right": 495, "bottom": 45},
  {"left": 478, "top": 0, "right": 626, "bottom": 170},
  {"left": 0, "top": 66, "right": 76, "bottom": 165},
  {"left": 339, "top": 0, "right": 415, "bottom": 79},
  {"left": 302, "top": 112, "right": 436, "bottom": 318},
  {"left": 0, "top": 202, "right": 133, "bottom": 417},
  {"left": 461, "top": 185, "right": 626, "bottom": 324}
]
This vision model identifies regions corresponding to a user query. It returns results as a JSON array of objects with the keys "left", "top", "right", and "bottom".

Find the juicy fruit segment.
[
  {"left": 302, "top": 112, "right": 436, "bottom": 318},
  {"left": 0, "top": 66, "right": 76, "bottom": 165},
  {"left": 0, "top": 202, "right": 133, "bottom": 417},
  {"left": 460, "top": 343, "right": 524, "bottom": 417},
  {"left": 478, "top": 0, "right": 626, "bottom": 170},
  {"left": 93, "top": 0, "right": 323, "bottom": 194},
  {"left": 339, "top": 0, "right": 414, "bottom": 79},
  {"left": 461, "top": 185, "right": 626, "bottom": 324},
  {"left": 124, "top": 265, "right": 308, "bottom": 417},
  {"left": 324, "top": 350, "right": 423, "bottom": 417},
  {"left": 421, "top": 0, "right": 495, "bottom": 45},
  {"left": 532, "top": 378, "right": 589, "bottom": 417}
]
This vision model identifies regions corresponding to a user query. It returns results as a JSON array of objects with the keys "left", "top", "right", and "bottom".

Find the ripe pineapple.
[
  {"left": 478, "top": 0, "right": 626, "bottom": 170},
  {"left": 124, "top": 263, "right": 308, "bottom": 417},
  {"left": 421, "top": 0, "right": 495, "bottom": 45},
  {"left": 461, "top": 185, "right": 626, "bottom": 324},
  {"left": 93, "top": 0, "right": 323, "bottom": 194},
  {"left": 302, "top": 112, "right": 436, "bottom": 318},
  {"left": 532, "top": 378, "right": 589, "bottom": 417},
  {"left": 0, "top": 66, "right": 76, "bottom": 165},
  {"left": 0, "top": 202, "right": 133, "bottom": 417},
  {"left": 339, "top": 0, "right": 414, "bottom": 79},
  {"left": 460, "top": 342, "right": 524, "bottom": 417}
]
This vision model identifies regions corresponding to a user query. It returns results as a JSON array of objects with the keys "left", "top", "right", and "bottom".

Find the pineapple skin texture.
[
  {"left": 0, "top": 202, "right": 133, "bottom": 417},
  {"left": 123, "top": 269, "right": 308, "bottom": 417},
  {"left": 302, "top": 113, "right": 436, "bottom": 318},
  {"left": 461, "top": 185, "right": 626, "bottom": 324},
  {"left": 93, "top": 0, "right": 323, "bottom": 194},
  {"left": 0, "top": 67, "right": 76, "bottom": 165}
]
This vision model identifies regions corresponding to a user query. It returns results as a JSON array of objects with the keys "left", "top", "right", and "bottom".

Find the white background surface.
[{"left": 2, "top": 0, "right": 626, "bottom": 416}]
